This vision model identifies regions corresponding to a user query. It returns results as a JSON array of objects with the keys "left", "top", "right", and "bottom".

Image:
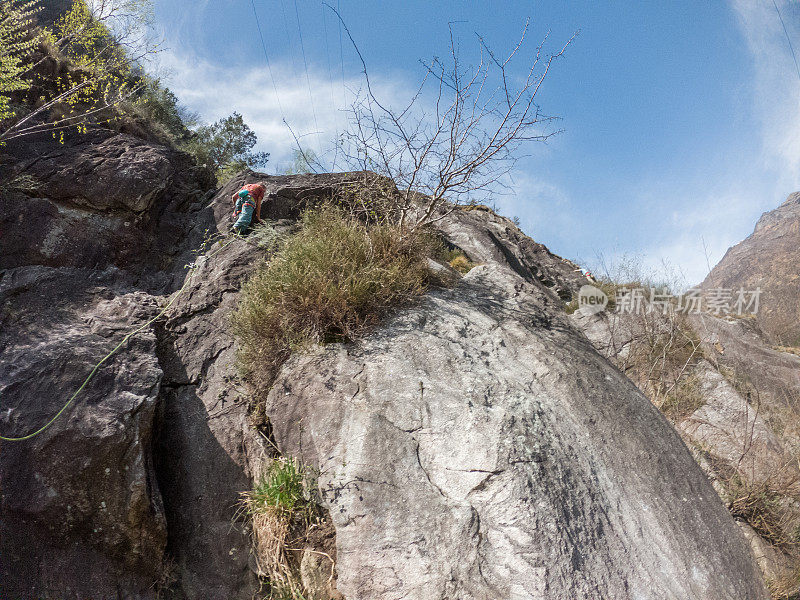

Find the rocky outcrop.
[
  {"left": 702, "top": 192, "right": 800, "bottom": 345},
  {"left": 690, "top": 313, "right": 800, "bottom": 419},
  {"left": 0, "top": 268, "right": 166, "bottom": 597},
  {"left": 0, "top": 129, "right": 214, "bottom": 598},
  {"left": 265, "top": 216, "right": 767, "bottom": 599},
  {"left": 571, "top": 194, "right": 800, "bottom": 594},
  {"left": 0, "top": 129, "right": 770, "bottom": 599},
  {"left": 0, "top": 151, "right": 370, "bottom": 598},
  {"left": 0, "top": 129, "right": 214, "bottom": 273},
  {"left": 678, "top": 360, "right": 794, "bottom": 486}
]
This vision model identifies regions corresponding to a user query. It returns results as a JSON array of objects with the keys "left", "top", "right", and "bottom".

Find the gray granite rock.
[{"left": 267, "top": 259, "right": 767, "bottom": 599}]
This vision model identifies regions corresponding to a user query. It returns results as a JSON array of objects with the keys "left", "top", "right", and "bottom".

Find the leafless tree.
[{"left": 326, "top": 5, "right": 576, "bottom": 231}]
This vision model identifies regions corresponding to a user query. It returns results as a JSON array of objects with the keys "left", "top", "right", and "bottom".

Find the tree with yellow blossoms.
[{"left": 0, "top": 0, "right": 159, "bottom": 143}]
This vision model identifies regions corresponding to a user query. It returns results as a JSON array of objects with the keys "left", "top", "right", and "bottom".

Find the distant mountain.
[{"left": 702, "top": 193, "right": 800, "bottom": 345}]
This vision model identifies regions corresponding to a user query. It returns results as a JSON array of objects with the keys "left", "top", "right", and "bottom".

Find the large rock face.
[
  {"left": 0, "top": 130, "right": 214, "bottom": 598},
  {"left": 702, "top": 192, "right": 800, "bottom": 345},
  {"left": 0, "top": 130, "right": 769, "bottom": 600},
  {"left": 0, "top": 268, "right": 167, "bottom": 597},
  {"left": 267, "top": 212, "right": 767, "bottom": 599},
  {"left": 0, "top": 129, "right": 214, "bottom": 272}
]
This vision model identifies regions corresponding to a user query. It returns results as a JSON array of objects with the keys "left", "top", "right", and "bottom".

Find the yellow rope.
[{"left": 0, "top": 235, "right": 238, "bottom": 442}]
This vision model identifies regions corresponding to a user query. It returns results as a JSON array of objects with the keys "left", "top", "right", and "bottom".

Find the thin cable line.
[
  {"left": 279, "top": 0, "right": 303, "bottom": 89},
  {"left": 322, "top": 0, "right": 339, "bottom": 170},
  {"left": 773, "top": 0, "right": 800, "bottom": 82},
  {"left": 250, "top": 0, "right": 287, "bottom": 123},
  {"left": 337, "top": 0, "right": 346, "bottom": 105},
  {"left": 293, "top": 0, "right": 324, "bottom": 157}
]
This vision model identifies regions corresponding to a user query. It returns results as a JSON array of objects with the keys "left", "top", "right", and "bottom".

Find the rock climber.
[{"left": 231, "top": 182, "right": 267, "bottom": 234}]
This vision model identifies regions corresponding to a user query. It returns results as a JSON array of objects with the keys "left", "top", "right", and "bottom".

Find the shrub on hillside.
[{"left": 231, "top": 206, "right": 439, "bottom": 384}]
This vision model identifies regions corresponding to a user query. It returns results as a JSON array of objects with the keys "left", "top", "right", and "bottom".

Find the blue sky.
[{"left": 152, "top": 0, "right": 800, "bottom": 285}]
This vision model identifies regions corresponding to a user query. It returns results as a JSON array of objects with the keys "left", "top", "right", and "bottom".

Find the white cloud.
[
  {"left": 156, "top": 48, "right": 413, "bottom": 172},
  {"left": 581, "top": 1, "right": 800, "bottom": 289},
  {"left": 730, "top": 0, "right": 800, "bottom": 188},
  {"left": 493, "top": 171, "right": 579, "bottom": 244},
  {"left": 153, "top": 4, "right": 799, "bottom": 289},
  {"left": 628, "top": 182, "right": 777, "bottom": 288}
]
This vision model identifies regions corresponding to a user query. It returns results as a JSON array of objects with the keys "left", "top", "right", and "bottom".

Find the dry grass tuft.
[
  {"left": 438, "top": 247, "right": 476, "bottom": 274},
  {"left": 767, "top": 567, "right": 800, "bottom": 600},
  {"left": 775, "top": 346, "right": 800, "bottom": 357},
  {"left": 232, "top": 206, "right": 439, "bottom": 387},
  {"left": 448, "top": 254, "right": 473, "bottom": 274},
  {"left": 727, "top": 475, "right": 799, "bottom": 552},
  {"left": 657, "top": 372, "right": 706, "bottom": 422}
]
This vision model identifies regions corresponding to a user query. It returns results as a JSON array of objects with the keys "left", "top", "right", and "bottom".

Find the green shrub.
[
  {"left": 0, "top": 0, "right": 42, "bottom": 125},
  {"left": 247, "top": 458, "right": 308, "bottom": 518},
  {"left": 232, "top": 206, "right": 438, "bottom": 383},
  {"left": 181, "top": 111, "right": 270, "bottom": 181}
]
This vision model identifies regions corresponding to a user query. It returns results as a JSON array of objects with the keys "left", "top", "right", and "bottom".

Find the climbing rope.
[{"left": 0, "top": 235, "right": 239, "bottom": 442}]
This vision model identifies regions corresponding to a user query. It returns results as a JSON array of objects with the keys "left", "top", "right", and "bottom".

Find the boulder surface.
[{"left": 0, "top": 143, "right": 769, "bottom": 599}]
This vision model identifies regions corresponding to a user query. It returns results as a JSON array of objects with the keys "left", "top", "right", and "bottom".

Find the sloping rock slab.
[
  {"left": 267, "top": 264, "right": 767, "bottom": 600},
  {"left": 679, "top": 360, "right": 794, "bottom": 485},
  {"left": 701, "top": 192, "right": 800, "bottom": 344}
]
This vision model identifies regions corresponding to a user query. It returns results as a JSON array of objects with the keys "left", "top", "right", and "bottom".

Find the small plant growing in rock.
[
  {"left": 248, "top": 458, "right": 310, "bottom": 517},
  {"left": 775, "top": 346, "right": 800, "bottom": 358},
  {"left": 241, "top": 458, "right": 315, "bottom": 598},
  {"left": 439, "top": 248, "right": 476, "bottom": 274}
]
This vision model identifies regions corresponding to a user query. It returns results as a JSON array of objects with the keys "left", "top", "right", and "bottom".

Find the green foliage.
[
  {"left": 241, "top": 457, "right": 317, "bottom": 598},
  {"left": 128, "top": 75, "right": 197, "bottom": 141},
  {"left": 282, "top": 148, "right": 317, "bottom": 175},
  {"left": 246, "top": 458, "right": 309, "bottom": 518},
  {"left": 1, "top": 0, "right": 161, "bottom": 142},
  {"left": 182, "top": 111, "right": 269, "bottom": 181},
  {"left": 0, "top": 0, "right": 42, "bottom": 123},
  {"left": 231, "top": 206, "right": 437, "bottom": 384},
  {"left": 1, "top": 1, "right": 270, "bottom": 172}
]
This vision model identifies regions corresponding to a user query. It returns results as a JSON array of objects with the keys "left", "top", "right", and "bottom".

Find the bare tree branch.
[{"left": 325, "top": 5, "right": 577, "bottom": 231}]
